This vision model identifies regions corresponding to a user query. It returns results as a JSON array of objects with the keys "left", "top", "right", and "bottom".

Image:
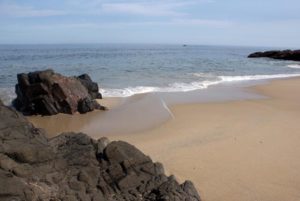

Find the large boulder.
[
  {"left": 0, "top": 101, "right": 201, "bottom": 201},
  {"left": 13, "top": 69, "right": 104, "bottom": 115},
  {"left": 248, "top": 49, "right": 300, "bottom": 61}
]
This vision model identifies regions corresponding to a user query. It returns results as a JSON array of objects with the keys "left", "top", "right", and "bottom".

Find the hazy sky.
[{"left": 0, "top": 0, "right": 299, "bottom": 47}]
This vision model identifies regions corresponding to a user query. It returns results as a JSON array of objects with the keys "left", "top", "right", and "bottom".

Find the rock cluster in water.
[
  {"left": 0, "top": 100, "right": 201, "bottom": 201},
  {"left": 248, "top": 50, "right": 300, "bottom": 61},
  {"left": 13, "top": 69, "right": 105, "bottom": 115}
]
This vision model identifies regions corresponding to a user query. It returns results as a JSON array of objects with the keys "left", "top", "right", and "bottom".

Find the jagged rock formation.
[
  {"left": 13, "top": 69, "right": 105, "bottom": 116},
  {"left": 248, "top": 50, "right": 300, "bottom": 61},
  {"left": 77, "top": 74, "right": 102, "bottom": 100},
  {"left": 0, "top": 100, "right": 201, "bottom": 201}
]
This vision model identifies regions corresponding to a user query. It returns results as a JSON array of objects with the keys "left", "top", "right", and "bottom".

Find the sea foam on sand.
[{"left": 100, "top": 73, "right": 300, "bottom": 97}]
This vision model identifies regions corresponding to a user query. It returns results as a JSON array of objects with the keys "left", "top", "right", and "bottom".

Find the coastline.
[{"left": 27, "top": 77, "right": 300, "bottom": 201}]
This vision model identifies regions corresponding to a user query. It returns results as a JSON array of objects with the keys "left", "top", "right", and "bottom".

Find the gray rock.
[
  {"left": 96, "top": 137, "right": 110, "bottom": 155},
  {"left": 0, "top": 101, "right": 201, "bottom": 201}
]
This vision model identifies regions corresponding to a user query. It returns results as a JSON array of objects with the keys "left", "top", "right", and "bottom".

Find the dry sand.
[{"left": 28, "top": 78, "right": 300, "bottom": 201}]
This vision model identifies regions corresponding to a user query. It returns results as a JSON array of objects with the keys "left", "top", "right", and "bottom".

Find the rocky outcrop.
[
  {"left": 0, "top": 100, "right": 201, "bottom": 201},
  {"left": 248, "top": 50, "right": 300, "bottom": 61},
  {"left": 77, "top": 74, "right": 102, "bottom": 100},
  {"left": 13, "top": 69, "right": 105, "bottom": 115}
]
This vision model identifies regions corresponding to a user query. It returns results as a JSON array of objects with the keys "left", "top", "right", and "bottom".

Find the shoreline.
[
  {"left": 27, "top": 76, "right": 293, "bottom": 137},
  {"left": 109, "top": 77, "right": 300, "bottom": 201},
  {"left": 99, "top": 73, "right": 300, "bottom": 98},
  {"left": 27, "top": 76, "right": 300, "bottom": 201},
  {"left": 2, "top": 72, "right": 300, "bottom": 106}
]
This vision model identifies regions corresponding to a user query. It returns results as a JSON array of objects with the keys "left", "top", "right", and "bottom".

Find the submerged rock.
[
  {"left": 13, "top": 69, "right": 104, "bottom": 115},
  {"left": 248, "top": 50, "right": 300, "bottom": 61},
  {"left": 0, "top": 100, "right": 201, "bottom": 201}
]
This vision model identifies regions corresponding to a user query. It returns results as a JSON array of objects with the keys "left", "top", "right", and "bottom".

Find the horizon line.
[{"left": 0, "top": 42, "right": 296, "bottom": 50}]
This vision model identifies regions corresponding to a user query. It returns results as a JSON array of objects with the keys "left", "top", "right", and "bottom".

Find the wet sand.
[
  {"left": 28, "top": 94, "right": 173, "bottom": 137},
  {"left": 28, "top": 78, "right": 300, "bottom": 201},
  {"left": 28, "top": 81, "right": 264, "bottom": 137}
]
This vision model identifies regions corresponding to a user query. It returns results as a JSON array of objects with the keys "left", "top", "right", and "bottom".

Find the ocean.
[{"left": 1, "top": 44, "right": 300, "bottom": 105}]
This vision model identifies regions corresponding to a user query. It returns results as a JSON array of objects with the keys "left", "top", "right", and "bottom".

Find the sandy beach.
[{"left": 28, "top": 77, "right": 300, "bottom": 201}]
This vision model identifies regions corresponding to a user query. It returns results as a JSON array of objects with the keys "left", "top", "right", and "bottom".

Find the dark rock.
[
  {"left": 0, "top": 101, "right": 201, "bottom": 201},
  {"left": 77, "top": 74, "right": 102, "bottom": 99},
  {"left": 104, "top": 141, "right": 152, "bottom": 164},
  {"left": 146, "top": 177, "right": 201, "bottom": 201},
  {"left": 78, "top": 97, "right": 107, "bottom": 114},
  {"left": 13, "top": 69, "right": 105, "bottom": 116},
  {"left": 248, "top": 49, "right": 300, "bottom": 61}
]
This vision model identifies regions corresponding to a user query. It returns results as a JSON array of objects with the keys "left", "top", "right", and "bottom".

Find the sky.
[{"left": 0, "top": 0, "right": 299, "bottom": 47}]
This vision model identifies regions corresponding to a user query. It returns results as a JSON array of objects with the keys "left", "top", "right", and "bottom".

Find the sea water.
[{"left": 1, "top": 44, "right": 300, "bottom": 105}]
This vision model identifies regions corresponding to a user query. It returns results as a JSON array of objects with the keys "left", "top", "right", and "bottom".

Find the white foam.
[
  {"left": 287, "top": 64, "right": 300, "bottom": 69},
  {"left": 2, "top": 73, "right": 300, "bottom": 100},
  {"left": 192, "top": 72, "right": 215, "bottom": 78},
  {"left": 219, "top": 74, "right": 300, "bottom": 82},
  {"left": 0, "top": 87, "right": 16, "bottom": 106},
  {"left": 101, "top": 73, "right": 300, "bottom": 97},
  {"left": 100, "top": 86, "right": 159, "bottom": 97},
  {"left": 100, "top": 80, "right": 222, "bottom": 97}
]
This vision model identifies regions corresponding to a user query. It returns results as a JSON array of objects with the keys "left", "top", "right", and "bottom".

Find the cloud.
[
  {"left": 19, "top": 18, "right": 233, "bottom": 30},
  {"left": 100, "top": 0, "right": 214, "bottom": 17},
  {"left": 0, "top": 0, "right": 214, "bottom": 18},
  {"left": 0, "top": 2, "right": 66, "bottom": 17},
  {"left": 101, "top": 1, "right": 187, "bottom": 16},
  {"left": 170, "top": 18, "right": 234, "bottom": 27}
]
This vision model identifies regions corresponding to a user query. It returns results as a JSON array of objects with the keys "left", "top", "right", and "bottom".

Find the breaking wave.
[{"left": 287, "top": 64, "right": 300, "bottom": 69}]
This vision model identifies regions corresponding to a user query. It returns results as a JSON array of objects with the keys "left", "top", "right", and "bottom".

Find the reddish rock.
[{"left": 13, "top": 69, "right": 104, "bottom": 115}]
